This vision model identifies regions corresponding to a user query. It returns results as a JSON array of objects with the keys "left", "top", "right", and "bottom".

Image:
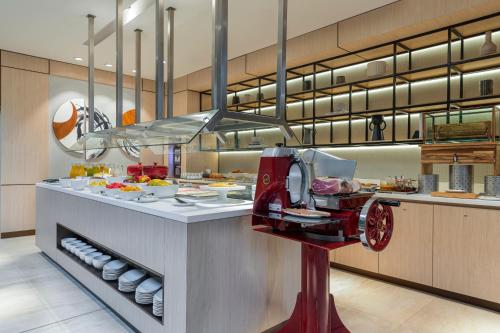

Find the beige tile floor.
[{"left": 1, "top": 236, "right": 499, "bottom": 333}]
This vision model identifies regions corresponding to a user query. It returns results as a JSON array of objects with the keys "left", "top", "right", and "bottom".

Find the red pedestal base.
[{"left": 278, "top": 244, "right": 349, "bottom": 333}]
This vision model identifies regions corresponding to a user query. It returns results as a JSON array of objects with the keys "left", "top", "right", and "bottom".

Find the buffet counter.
[
  {"left": 35, "top": 183, "right": 300, "bottom": 333},
  {"left": 374, "top": 192, "right": 500, "bottom": 209},
  {"left": 333, "top": 192, "right": 500, "bottom": 311},
  {"left": 36, "top": 182, "right": 253, "bottom": 223}
]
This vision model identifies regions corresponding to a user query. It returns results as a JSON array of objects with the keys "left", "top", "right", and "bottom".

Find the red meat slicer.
[{"left": 252, "top": 145, "right": 399, "bottom": 333}]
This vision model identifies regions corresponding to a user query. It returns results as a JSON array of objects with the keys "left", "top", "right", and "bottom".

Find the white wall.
[
  {"left": 48, "top": 76, "right": 138, "bottom": 178},
  {"left": 218, "top": 146, "right": 492, "bottom": 193}
]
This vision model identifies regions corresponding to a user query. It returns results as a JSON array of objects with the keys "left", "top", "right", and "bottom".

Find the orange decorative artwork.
[
  {"left": 122, "top": 109, "right": 136, "bottom": 126},
  {"left": 53, "top": 102, "right": 78, "bottom": 140}
]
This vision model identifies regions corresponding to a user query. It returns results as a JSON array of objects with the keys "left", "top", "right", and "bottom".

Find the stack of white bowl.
[
  {"left": 135, "top": 278, "right": 162, "bottom": 304},
  {"left": 152, "top": 289, "right": 163, "bottom": 317},
  {"left": 118, "top": 269, "right": 147, "bottom": 292},
  {"left": 102, "top": 260, "right": 128, "bottom": 281}
]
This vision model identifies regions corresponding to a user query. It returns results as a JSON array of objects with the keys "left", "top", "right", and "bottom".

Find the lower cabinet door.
[
  {"left": 334, "top": 243, "right": 379, "bottom": 273},
  {"left": 433, "top": 205, "right": 500, "bottom": 303},
  {"left": 379, "top": 202, "right": 433, "bottom": 285}
]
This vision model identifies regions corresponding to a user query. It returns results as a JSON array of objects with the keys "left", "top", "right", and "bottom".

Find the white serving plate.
[
  {"left": 59, "top": 178, "right": 73, "bottom": 188},
  {"left": 89, "top": 185, "right": 106, "bottom": 194},
  {"left": 199, "top": 185, "right": 246, "bottom": 201},
  {"left": 116, "top": 190, "right": 145, "bottom": 201},
  {"left": 70, "top": 179, "right": 87, "bottom": 191},
  {"left": 146, "top": 185, "right": 179, "bottom": 198}
]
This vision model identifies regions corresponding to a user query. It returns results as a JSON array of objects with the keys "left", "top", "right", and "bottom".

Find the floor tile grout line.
[{"left": 19, "top": 308, "right": 104, "bottom": 333}]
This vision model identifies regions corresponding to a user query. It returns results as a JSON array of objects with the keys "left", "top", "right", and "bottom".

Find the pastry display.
[{"left": 208, "top": 182, "right": 236, "bottom": 188}]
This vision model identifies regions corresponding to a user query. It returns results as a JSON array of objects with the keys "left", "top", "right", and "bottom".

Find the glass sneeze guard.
[{"left": 66, "top": 108, "right": 302, "bottom": 153}]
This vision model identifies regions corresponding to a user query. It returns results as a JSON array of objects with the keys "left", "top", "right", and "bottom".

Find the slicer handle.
[{"left": 377, "top": 199, "right": 400, "bottom": 207}]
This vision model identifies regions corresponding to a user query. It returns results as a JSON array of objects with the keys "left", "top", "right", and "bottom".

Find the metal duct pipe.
[
  {"left": 155, "top": 0, "right": 165, "bottom": 120},
  {"left": 211, "top": 0, "right": 228, "bottom": 112},
  {"left": 87, "top": 14, "right": 95, "bottom": 132},
  {"left": 134, "top": 29, "right": 143, "bottom": 124},
  {"left": 166, "top": 7, "right": 175, "bottom": 119},
  {"left": 116, "top": 0, "right": 124, "bottom": 127},
  {"left": 276, "top": 0, "right": 287, "bottom": 121}
]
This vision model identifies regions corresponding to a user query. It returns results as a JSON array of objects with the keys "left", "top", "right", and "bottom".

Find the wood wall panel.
[
  {"left": 1, "top": 67, "right": 48, "bottom": 184},
  {"left": 433, "top": 205, "right": 500, "bottom": 303},
  {"left": 187, "top": 56, "right": 254, "bottom": 92},
  {"left": 379, "top": 202, "right": 434, "bottom": 285},
  {"left": 1, "top": 185, "right": 36, "bottom": 233},
  {"left": 142, "top": 78, "right": 156, "bottom": 92},
  {"left": 246, "top": 24, "right": 345, "bottom": 76},
  {"left": 172, "top": 90, "right": 200, "bottom": 116},
  {"left": 338, "top": 0, "right": 500, "bottom": 51},
  {"left": 49, "top": 60, "right": 135, "bottom": 88},
  {"left": 1, "top": 50, "right": 49, "bottom": 73},
  {"left": 141, "top": 90, "right": 156, "bottom": 122}
]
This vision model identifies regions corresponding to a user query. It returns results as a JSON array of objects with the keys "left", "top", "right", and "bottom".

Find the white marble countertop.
[
  {"left": 36, "top": 183, "right": 253, "bottom": 223},
  {"left": 374, "top": 192, "right": 500, "bottom": 209}
]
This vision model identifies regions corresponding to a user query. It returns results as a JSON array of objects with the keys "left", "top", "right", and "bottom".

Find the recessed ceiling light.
[
  {"left": 105, "top": 63, "right": 113, "bottom": 67},
  {"left": 163, "top": 60, "right": 166, "bottom": 64},
  {"left": 132, "top": 69, "right": 137, "bottom": 73},
  {"left": 74, "top": 57, "right": 83, "bottom": 61}
]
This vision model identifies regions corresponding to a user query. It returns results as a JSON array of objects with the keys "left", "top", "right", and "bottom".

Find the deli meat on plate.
[{"left": 312, "top": 178, "right": 361, "bottom": 195}]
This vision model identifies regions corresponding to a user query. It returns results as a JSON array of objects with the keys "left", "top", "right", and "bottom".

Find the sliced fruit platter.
[
  {"left": 89, "top": 180, "right": 108, "bottom": 194},
  {"left": 117, "top": 185, "right": 145, "bottom": 201}
]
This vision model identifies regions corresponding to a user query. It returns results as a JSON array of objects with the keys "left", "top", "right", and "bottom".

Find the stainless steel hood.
[{"left": 69, "top": 0, "right": 298, "bottom": 153}]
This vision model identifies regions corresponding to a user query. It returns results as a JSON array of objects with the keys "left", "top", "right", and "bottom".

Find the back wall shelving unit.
[{"left": 197, "top": 12, "right": 500, "bottom": 152}]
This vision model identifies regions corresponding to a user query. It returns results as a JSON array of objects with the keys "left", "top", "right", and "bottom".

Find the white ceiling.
[{"left": 0, "top": 0, "right": 397, "bottom": 79}]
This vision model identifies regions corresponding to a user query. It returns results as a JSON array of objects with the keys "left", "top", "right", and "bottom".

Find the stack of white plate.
[
  {"left": 61, "top": 237, "right": 77, "bottom": 248},
  {"left": 118, "top": 269, "right": 147, "bottom": 292},
  {"left": 102, "top": 260, "right": 128, "bottom": 280},
  {"left": 71, "top": 243, "right": 89, "bottom": 255},
  {"left": 84, "top": 251, "right": 103, "bottom": 265},
  {"left": 66, "top": 240, "right": 84, "bottom": 252},
  {"left": 92, "top": 255, "right": 112, "bottom": 270},
  {"left": 135, "top": 278, "right": 162, "bottom": 304},
  {"left": 152, "top": 289, "right": 163, "bottom": 317},
  {"left": 78, "top": 247, "right": 97, "bottom": 261},
  {"left": 74, "top": 244, "right": 92, "bottom": 257}
]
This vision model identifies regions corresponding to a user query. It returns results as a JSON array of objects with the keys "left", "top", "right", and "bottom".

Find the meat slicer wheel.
[{"left": 359, "top": 198, "right": 394, "bottom": 251}]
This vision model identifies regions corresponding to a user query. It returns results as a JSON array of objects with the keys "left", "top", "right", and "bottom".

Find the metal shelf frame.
[{"left": 198, "top": 12, "right": 500, "bottom": 152}]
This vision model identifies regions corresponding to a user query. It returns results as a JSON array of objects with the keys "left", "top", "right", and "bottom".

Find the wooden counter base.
[
  {"left": 331, "top": 200, "right": 500, "bottom": 307},
  {"left": 331, "top": 263, "right": 500, "bottom": 313}
]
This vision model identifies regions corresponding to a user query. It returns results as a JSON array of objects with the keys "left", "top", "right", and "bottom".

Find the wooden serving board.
[{"left": 431, "top": 191, "right": 479, "bottom": 199}]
